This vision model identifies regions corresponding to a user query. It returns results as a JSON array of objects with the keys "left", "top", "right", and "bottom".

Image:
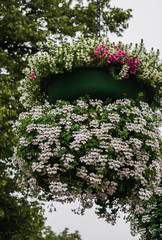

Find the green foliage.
[
  {"left": 101, "top": 1, "right": 132, "bottom": 36},
  {"left": 0, "top": 74, "right": 23, "bottom": 159},
  {"left": 42, "top": 227, "right": 81, "bottom": 240},
  {"left": 0, "top": 160, "right": 82, "bottom": 240},
  {"left": 0, "top": 0, "right": 132, "bottom": 72},
  {"left": 126, "top": 185, "right": 162, "bottom": 239},
  {"left": 0, "top": 161, "right": 45, "bottom": 240}
]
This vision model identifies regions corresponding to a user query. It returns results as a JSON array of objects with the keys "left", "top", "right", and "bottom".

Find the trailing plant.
[
  {"left": 13, "top": 98, "right": 161, "bottom": 224},
  {"left": 14, "top": 36, "right": 162, "bottom": 238},
  {"left": 126, "top": 184, "right": 162, "bottom": 240}
]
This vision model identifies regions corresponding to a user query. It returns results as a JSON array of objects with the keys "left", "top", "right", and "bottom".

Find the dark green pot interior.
[{"left": 44, "top": 68, "right": 148, "bottom": 104}]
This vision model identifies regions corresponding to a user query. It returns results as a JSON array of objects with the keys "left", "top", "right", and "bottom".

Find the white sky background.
[
  {"left": 109, "top": 0, "right": 162, "bottom": 56},
  {"left": 44, "top": 1, "right": 162, "bottom": 239}
]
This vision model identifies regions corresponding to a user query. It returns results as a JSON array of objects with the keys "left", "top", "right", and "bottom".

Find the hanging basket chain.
[{"left": 97, "top": 0, "right": 101, "bottom": 38}]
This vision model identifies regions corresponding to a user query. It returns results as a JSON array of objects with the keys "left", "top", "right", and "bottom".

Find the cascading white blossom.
[{"left": 13, "top": 98, "right": 161, "bottom": 224}]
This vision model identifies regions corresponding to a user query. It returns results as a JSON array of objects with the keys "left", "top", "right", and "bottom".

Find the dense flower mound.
[
  {"left": 13, "top": 98, "right": 161, "bottom": 223},
  {"left": 18, "top": 38, "right": 162, "bottom": 109}
]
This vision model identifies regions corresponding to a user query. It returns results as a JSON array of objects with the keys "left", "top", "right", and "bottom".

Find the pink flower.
[
  {"left": 130, "top": 68, "right": 136, "bottom": 74},
  {"left": 99, "top": 53, "right": 106, "bottom": 58},
  {"left": 121, "top": 51, "right": 126, "bottom": 57},
  {"left": 96, "top": 45, "right": 105, "bottom": 52},
  {"left": 128, "top": 58, "right": 134, "bottom": 66},
  {"left": 30, "top": 73, "right": 35, "bottom": 77},
  {"left": 94, "top": 50, "right": 101, "bottom": 56},
  {"left": 114, "top": 53, "right": 119, "bottom": 60},
  {"left": 135, "top": 59, "right": 140, "bottom": 65},
  {"left": 107, "top": 56, "right": 113, "bottom": 63},
  {"left": 124, "top": 74, "right": 129, "bottom": 79},
  {"left": 121, "top": 60, "right": 125, "bottom": 64},
  {"left": 96, "top": 47, "right": 102, "bottom": 51}
]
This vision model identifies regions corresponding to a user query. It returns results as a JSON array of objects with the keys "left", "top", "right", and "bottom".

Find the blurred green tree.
[
  {"left": 42, "top": 227, "right": 81, "bottom": 240},
  {"left": 0, "top": 161, "right": 45, "bottom": 240},
  {"left": 0, "top": 160, "right": 82, "bottom": 240}
]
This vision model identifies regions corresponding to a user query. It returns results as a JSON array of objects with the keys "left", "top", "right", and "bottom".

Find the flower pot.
[{"left": 44, "top": 67, "right": 146, "bottom": 103}]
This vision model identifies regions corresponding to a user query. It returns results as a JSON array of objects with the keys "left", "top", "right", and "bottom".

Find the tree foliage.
[
  {"left": 0, "top": 160, "right": 82, "bottom": 240},
  {"left": 0, "top": 74, "right": 21, "bottom": 159},
  {"left": 0, "top": 161, "right": 45, "bottom": 240},
  {"left": 0, "top": 0, "right": 132, "bottom": 160},
  {"left": 0, "top": 0, "right": 132, "bottom": 56},
  {"left": 0, "top": 0, "right": 132, "bottom": 61},
  {"left": 42, "top": 227, "right": 81, "bottom": 240}
]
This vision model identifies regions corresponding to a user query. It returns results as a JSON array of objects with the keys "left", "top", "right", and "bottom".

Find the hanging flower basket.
[
  {"left": 14, "top": 38, "right": 162, "bottom": 224},
  {"left": 44, "top": 67, "right": 147, "bottom": 104}
]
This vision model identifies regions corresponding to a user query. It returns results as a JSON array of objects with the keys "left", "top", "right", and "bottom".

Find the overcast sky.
[
  {"left": 109, "top": 0, "right": 162, "bottom": 56},
  {"left": 44, "top": 1, "right": 162, "bottom": 239}
]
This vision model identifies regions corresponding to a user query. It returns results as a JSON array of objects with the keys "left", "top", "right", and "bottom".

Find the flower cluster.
[
  {"left": 18, "top": 38, "right": 162, "bottom": 109},
  {"left": 94, "top": 44, "right": 140, "bottom": 78},
  {"left": 127, "top": 185, "right": 162, "bottom": 240},
  {"left": 13, "top": 98, "right": 161, "bottom": 223},
  {"left": 28, "top": 72, "right": 36, "bottom": 81}
]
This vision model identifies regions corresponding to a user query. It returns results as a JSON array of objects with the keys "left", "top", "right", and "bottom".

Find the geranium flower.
[
  {"left": 130, "top": 68, "right": 136, "bottom": 74},
  {"left": 30, "top": 73, "right": 35, "bottom": 77},
  {"left": 124, "top": 74, "right": 129, "bottom": 78},
  {"left": 114, "top": 53, "right": 119, "bottom": 60}
]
